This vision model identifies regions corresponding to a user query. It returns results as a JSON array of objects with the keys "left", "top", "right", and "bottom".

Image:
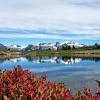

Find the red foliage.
[{"left": 0, "top": 65, "right": 99, "bottom": 100}]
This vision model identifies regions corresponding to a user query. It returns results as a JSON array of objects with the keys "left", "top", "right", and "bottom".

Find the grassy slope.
[
  {"left": 21, "top": 49, "right": 100, "bottom": 57},
  {"left": 0, "top": 50, "right": 21, "bottom": 55},
  {"left": 0, "top": 49, "right": 100, "bottom": 57}
]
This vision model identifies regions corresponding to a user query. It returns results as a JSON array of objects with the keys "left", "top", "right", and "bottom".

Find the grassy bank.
[
  {"left": 21, "top": 49, "right": 100, "bottom": 57},
  {"left": 0, "top": 51, "right": 21, "bottom": 55},
  {"left": 0, "top": 49, "right": 100, "bottom": 57}
]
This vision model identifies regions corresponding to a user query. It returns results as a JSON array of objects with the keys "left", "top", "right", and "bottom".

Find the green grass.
[
  {"left": 0, "top": 48, "right": 100, "bottom": 57},
  {"left": 21, "top": 49, "right": 100, "bottom": 57}
]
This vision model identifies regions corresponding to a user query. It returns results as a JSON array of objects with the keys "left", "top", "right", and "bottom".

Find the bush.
[{"left": 0, "top": 66, "right": 99, "bottom": 100}]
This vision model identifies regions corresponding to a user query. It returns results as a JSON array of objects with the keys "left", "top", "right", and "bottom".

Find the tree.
[{"left": 94, "top": 43, "right": 99, "bottom": 46}]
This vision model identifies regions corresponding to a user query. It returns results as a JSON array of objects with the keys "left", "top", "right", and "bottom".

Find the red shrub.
[{"left": 0, "top": 65, "right": 99, "bottom": 100}]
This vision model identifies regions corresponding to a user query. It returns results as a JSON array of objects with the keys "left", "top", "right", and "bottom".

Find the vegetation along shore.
[{"left": 0, "top": 66, "right": 100, "bottom": 100}]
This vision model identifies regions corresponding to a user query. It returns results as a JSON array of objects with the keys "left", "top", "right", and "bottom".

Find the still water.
[{"left": 0, "top": 56, "right": 100, "bottom": 94}]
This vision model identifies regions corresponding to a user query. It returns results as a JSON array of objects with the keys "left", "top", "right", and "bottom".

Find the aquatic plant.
[{"left": 0, "top": 65, "right": 99, "bottom": 100}]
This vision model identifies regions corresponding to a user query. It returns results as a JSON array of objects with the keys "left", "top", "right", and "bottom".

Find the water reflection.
[
  {"left": 0, "top": 56, "right": 100, "bottom": 65},
  {"left": 3, "top": 56, "right": 82, "bottom": 65},
  {"left": 10, "top": 57, "right": 27, "bottom": 63},
  {"left": 0, "top": 56, "right": 100, "bottom": 94},
  {"left": 81, "top": 57, "right": 100, "bottom": 62}
]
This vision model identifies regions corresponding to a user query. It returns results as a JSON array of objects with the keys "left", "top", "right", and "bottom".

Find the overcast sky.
[{"left": 0, "top": 0, "right": 100, "bottom": 46}]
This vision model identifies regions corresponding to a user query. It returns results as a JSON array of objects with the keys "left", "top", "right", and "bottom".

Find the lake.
[{"left": 0, "top": 55, "right": 100, "bottom": 94}]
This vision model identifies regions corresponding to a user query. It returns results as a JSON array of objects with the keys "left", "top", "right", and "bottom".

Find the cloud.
[
  {"left": 0, "top": 0, "right": 100, "bottom": 41},
  {"left": 67, "top": 0, "right": 100, "bottom": 7},
  {"left": 0, "top": 28, "right": 99, "bottom": 41}
]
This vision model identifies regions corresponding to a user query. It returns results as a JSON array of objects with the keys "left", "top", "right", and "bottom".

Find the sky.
[{"left": 0, "top": 0, "right": 100, "bottom": 47}]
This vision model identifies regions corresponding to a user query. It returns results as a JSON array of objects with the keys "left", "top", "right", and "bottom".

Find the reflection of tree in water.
[
  {"left": 0, "top": 59, "right": 5, "bottom": 64},
  {"left": 0, "top": 56, "right": 9, "bottom": 64},
  {"left": 55, "top": 56, "right": 61, "bottom": 63},
  {"left": 26, "top": 56, "right": 34, "bottom": 62},
  {"left": 62, "top": 56, "right": 71, "bottom": 61},
  {"left": 81, "top": 57, "right": 100, "bottom": 62}
]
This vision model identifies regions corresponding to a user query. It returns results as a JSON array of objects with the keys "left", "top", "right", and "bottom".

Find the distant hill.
[
  {"left": 0, "top": 43, "right": 7, "bottom": 50},
  {"left": 8, "top": 44, "right": 22, "bottom": 51},
  {"left": 24, "top": 44, "right": 39, "bottom": 51},
  {"left": 24, "top": 41, "right": 84, "bottom": 51}
]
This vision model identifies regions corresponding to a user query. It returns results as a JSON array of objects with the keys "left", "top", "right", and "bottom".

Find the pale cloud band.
[{"left": 0, "top": 0, "right": 100, "bottom": 41}]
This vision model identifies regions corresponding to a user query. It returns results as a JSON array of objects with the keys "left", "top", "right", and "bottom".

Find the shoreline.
[
  {"left": 0, "top": 50, "right": 100, "bottom": 57},
  {"left": 21, "top": 50, "right": 100, "bottom": 57}
]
